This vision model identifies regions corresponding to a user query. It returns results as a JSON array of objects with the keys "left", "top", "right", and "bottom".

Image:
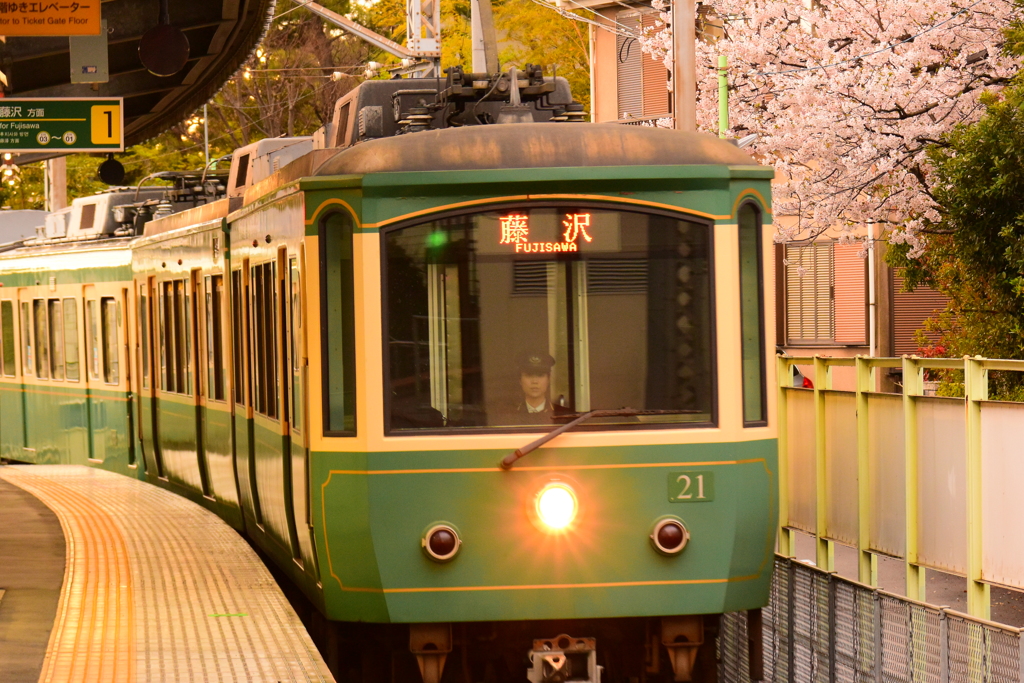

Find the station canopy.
[{"left": 0, "top": 0, "right": 275, "bottom": 149}]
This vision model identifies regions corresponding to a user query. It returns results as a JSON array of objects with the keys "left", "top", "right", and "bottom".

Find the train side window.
[
  {"left": 289, "top": 258, "right": 301, "bottom": 432},
  {"left": 172, "top": 280, "right": 186, "bottom": 393},
  {"left": 20, "top": 302, "right": 32, "bottom": 376},
  {"left": 250, "top": 262, "right": 278, "bottom": 418},
  {"left": 206, "top": 274, "right": 225, "bottom": 401},
  {"left": 101, "top": 297, "right": 119, "bottom": 385},
  {"left": 33, "top": 299, "right": 50, "bottom": 379},
  {"left": 321, "top": 211, "right": 356, "bottom": 435},
  {"left": 87, "top": 299, "right": 100, "bottom": 381},
  {"left": 183, "top": 278, "right": 193, "bottom": 396},
  {"left": 47, "top": 299, "right": 65, "bottom": 381},
  {"left": 63, "top": 298, "right": 80, "bottom": 381},
  {"left": 1, "top": 301, "right": 15, "bottom": 377},
  {"left": 739, "top": 203, "right": 767, "bottom": 425},
  {"left": 139, "top": 287, "right": 149, "bottom": 389},
  {"left": 231, "top": 269, "right": 245, "bottom": 406}
]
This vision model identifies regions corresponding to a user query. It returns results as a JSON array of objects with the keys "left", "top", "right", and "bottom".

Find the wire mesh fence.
[{"left": 720, "top": 557, "right": 1024, "bottom": 683}]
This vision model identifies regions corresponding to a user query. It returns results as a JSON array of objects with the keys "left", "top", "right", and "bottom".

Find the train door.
[
  {"left": 122, "top": 287, "right": 137, "bottom": 469},
  {"left": 192, "top": 269, "right": 212, "bottom": 497},
  {"left": 276, "top": 247, "right": 301, "bottom": 562},
  {"left": 138, "top": 277, "right": 164, "bottom": 477},
  {"left": 233, "top": 259, "right": 263, "bottom": 528},
  {"left": 5, "top": 290, "right": 29, "bottom": 459},
  {"left": 286, "top": 249, "right": 317, "bottom": 571},
  {"left": 82, "top": 286, "right": 100, "bottom": 462},
  {"left": 0, "top": 296, "right": 25, "bottom": 456}
]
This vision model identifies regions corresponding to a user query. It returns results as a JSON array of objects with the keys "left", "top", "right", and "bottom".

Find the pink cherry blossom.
[{"left": 638, "top": 0, "right": 1021, "bottom": 253}]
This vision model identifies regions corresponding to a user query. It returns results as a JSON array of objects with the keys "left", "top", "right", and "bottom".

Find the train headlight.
[{"left": 536, "top": 483, "right": 578, "bottom": 530}]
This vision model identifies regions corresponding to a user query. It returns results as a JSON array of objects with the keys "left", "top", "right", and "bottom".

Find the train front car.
[{"left": 302, "top": 98, "right": 777, "bottom": 682}]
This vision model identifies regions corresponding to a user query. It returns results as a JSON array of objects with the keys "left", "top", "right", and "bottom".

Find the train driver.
[{"left": 514, "top": 351, "right": 556, "bottom": 424}]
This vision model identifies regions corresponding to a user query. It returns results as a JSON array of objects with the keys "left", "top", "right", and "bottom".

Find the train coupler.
[
  {"left": 527, "top": 634, "right": 601, "bottom": 683},
  {"left": 410, "top": 623, "right": 452, "bottom": 683},
  {"left": 661, "top": 616, "right": 704, "bottom": 682}
]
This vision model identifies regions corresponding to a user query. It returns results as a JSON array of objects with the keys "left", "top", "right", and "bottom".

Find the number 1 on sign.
[{"left": 90, "top": 105, "right": 121, "bottom": 145}]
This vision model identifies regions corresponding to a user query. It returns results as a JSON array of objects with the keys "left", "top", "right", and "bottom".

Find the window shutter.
[
  {"left": 616, "top": 12, "right": 643, "bottom": 119},
  {"left": 785, "top": 242, "right": 834, "bottom": 343},
  {"left": 833, "top": 244, "right": 867, "bottom": 344},
  {"left": 892, "top": 275, "right": 948, "bottom": 355},
  {"left": 640, "top": 14, "right": 669, "bottom": 117}
]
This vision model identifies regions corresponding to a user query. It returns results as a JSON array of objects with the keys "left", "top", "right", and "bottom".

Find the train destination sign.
[
  {"left": 498, "top": 212, "right": 594, "bottom": 253},
  {"left": 0, "top": 2, "right": 101, "bottom": 36},
  {"left": 0, "top": 98, "right": 123, "bottom": 152}
]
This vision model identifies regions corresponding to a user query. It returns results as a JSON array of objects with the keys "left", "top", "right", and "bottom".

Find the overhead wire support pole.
[
  {"left": 717, "top": 55, "right": 727, "bottom": 138},
  {"left": 671, "top": 0, "right": 696, "bottom": 131},
  {"left": 292, "top": 1, "right": 420, "bottom": 61}
]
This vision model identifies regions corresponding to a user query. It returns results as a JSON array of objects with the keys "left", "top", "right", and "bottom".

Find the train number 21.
[{"left": 667, "top": 471, "right": 715, "bottom": 503}]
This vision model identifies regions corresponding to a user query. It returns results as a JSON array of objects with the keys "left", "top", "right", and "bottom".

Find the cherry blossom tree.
[{"left": 637, "top": 0, "right": 1021, "bottom": 251}]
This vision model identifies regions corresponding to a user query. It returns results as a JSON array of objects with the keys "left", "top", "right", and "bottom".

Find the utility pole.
[
  {"left": 470, "top": 0, "right": 499, "bottom": 73},
  {"left": 45, "top": 157, "right": 67, "bottom": 211},
  {"left": 203, "top": 104, "right": 209, "bottom": 170},
  {"left": 672, "top": 0, "right": 696, "bottom": 131}
]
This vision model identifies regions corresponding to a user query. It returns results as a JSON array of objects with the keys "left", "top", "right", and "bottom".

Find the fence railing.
[
  {"left": 720, "top": 557, "right": 1024, "bottom": 682},
  {"left": 776, "top": 355, "right": 1024, "bottom": 621}
]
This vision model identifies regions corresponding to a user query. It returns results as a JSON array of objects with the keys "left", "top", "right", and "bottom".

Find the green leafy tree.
[{"left": 890, "top": 83, "right": 1024, "bottom": 367}]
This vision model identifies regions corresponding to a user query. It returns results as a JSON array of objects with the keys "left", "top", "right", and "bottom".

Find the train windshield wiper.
[{"left": 499, "top": 409, "right": 696, "bottom": 470}]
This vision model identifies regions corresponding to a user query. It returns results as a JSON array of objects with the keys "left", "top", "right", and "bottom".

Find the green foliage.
[{"left": 901, "top": 82, "right": 1024, "bottom": 361}]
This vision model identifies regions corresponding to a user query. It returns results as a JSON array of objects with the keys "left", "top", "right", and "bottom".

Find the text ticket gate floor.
[{"left": 0, "top": 464, "right": 335, "bottom": 683}]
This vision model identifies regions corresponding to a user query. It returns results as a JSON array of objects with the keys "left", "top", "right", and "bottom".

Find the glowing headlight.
[{"left": 536, "top": 483, "right": 578, "bottom": 530}]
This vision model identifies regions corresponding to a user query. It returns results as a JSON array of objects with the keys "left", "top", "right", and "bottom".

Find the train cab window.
[
  {"left": 86, "top": 299, "right": 101, "bottom": 381},
  {"left": 739, "top": 203, "right": 767, "bottom": 425},
  {"left": 1, "top": 301, "right": 15, "bottom": 377},
  {"left": 382, "top": 207, "right": 715, "bottom": 433},
  {"left": 205, "top": 275, "right": 225, "bottom": 401},
  {"left": 20, "top": 302, "right": 32, "bottom": 376},
  {"left": 101, "top": 297, "right": 119, "bottom": 385},
  {"left": 47, "top": 299, "right": 65, "bottom": 381},
  {"left": 63, "top": 298, "right": 79, "bottom": 381},
  {"left": 320, "top": 212, "right": 356, "bottom": 435},
  {"left": 32, "top": 299, "right": 50, "bottom": 379}
]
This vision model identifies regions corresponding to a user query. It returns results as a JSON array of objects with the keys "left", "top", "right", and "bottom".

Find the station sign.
[
  {"left": 0, "top": 98, "right": 123, "bottom": 152},
  {"left": 0, "top": 2, "right": 102, "bottom": 36}
]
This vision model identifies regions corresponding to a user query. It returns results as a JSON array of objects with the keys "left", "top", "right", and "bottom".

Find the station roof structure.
[{"left": 0, "top": 0, "right": 275, "bottom": 147}]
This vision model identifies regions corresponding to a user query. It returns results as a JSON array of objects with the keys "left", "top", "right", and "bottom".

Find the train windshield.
[{"left": 384, "top": 207, "right": 714, "bottom": 432}]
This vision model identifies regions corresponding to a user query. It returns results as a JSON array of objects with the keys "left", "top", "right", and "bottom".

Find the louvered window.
[
  {"left": 785, "top": 242, "right": 834, "bottom": 344},
  {"left": 513, "top": 259, "right": 649, "bottom": 295},
  {"left": 616, "top": 11, "right": 670, "bottom": 120},
  {"left": 587, "top": 259, "right": 649, "bottom": 294}
]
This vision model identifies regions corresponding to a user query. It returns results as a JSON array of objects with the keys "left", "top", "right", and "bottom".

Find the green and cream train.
[{"left": 0, "top": 71, "right": 777, "bottom": 683}]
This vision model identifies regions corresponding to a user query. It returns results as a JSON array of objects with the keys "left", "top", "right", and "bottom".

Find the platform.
[{"left": 0, "top": 464, "right": 334, "bottom": 683}]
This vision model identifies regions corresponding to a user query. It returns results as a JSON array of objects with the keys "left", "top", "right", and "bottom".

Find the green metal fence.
[{"left": 776, "top": 355, "right": 1024, "bottom": 621}]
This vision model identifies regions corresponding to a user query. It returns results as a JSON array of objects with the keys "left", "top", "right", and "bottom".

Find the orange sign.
[
  {"left": 499, "top": 212, "right": 594, "bottom": 253},
  {"left": 0, "top": 2, "right": 101, "bottom": 36}
]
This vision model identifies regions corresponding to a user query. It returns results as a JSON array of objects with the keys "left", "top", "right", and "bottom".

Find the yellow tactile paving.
[
  {"left": 0, "top": 465, "right": 334, "bottom": 683},
  {"left": 2, "top": 468, "right": 134, "bottom": 683}
]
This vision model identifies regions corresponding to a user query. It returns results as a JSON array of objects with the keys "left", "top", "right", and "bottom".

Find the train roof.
[{"left": 312, "top": 123, "right": 762, "bottom": 176}]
